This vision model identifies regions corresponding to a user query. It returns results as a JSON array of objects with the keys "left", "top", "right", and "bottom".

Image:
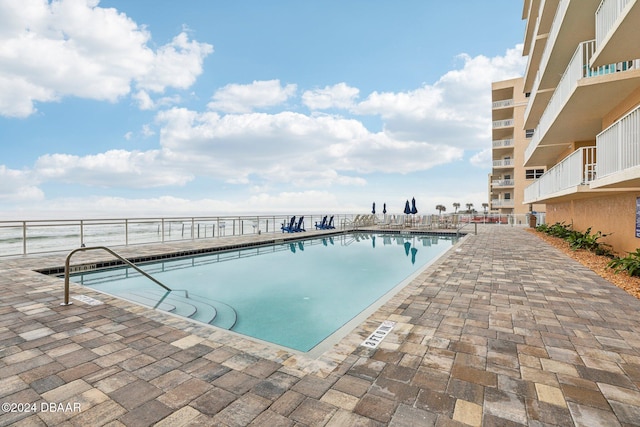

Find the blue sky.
[{"left": 0, "top": 0, "right": 526, "bottom": 219}]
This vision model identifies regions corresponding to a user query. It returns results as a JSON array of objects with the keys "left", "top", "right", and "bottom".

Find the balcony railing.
[
  {"left": 524, "top": 69, "right": 541, "bottom": 123},
  {"left": 596, "top": 103, "right": 640, "bottom": 178},
  {"left": 492, "top": 138, "right": 515, "bottom": 148},
  {"left": 524, "top": 147, "right": 597, "bottom": 202},
  {"left": 525, "top": 36, "right": 640, "bottom": 163},
  {"left": 492, "top": 99, "right": 514, "bottom": 109},
  {"left": 493, "top": 159, "right": 515, "bottom": 168},
  {"left": 526, "top": 41, "right": 597, "bottom": 161},
  {"left": 490, "top": 199, "right": 515, "bottom": 207},
  {"left": 492, "top": 179, "right": 515, "bottom": 187},
  {"left": 537, "top": 0, "right": 571, "bottom": 89},
  {"left": 596, "top": 0, "right": 633, "bottom": 48},
  {"left": 493, "top": 119, "right": 514, "bottom": 128}
]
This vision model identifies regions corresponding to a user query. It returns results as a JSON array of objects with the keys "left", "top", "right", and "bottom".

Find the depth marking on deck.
[
  {"left": 360, "top": 320, "right": 396, "bottom": 349},
  {"left": 71, "top": 295, "right": 103, "bottom": 306}
]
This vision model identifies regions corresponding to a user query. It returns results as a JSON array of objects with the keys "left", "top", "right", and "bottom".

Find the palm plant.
[
  {"left": 453, "top": 202, "right": 460, "bottom": 213},
  {"left": 436, "top": 204, "right": 446, "bottom": 215},
  {"left": 482, "top": 203, "right": 488, "bottom": 213},
  {"left": 466, "top": 203, "right": 474, "bottom": 212}
]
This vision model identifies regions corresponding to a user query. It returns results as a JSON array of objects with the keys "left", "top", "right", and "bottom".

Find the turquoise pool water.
[{"left": 70, "top": 232, "right": 458, "bottom": 352}]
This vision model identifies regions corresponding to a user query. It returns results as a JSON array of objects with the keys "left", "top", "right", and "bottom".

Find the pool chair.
[
  {"left": 315, "top": 216, "right": 327, "bottom": 230},
  {"left": 292, "top": 216, "right": 306, "bottom": 232},
  {"left": 325, "top": 215, "right": 335, "bottom": 229},
  {"left": 281, "top": 216, "right": 296, "bottom": 233}
]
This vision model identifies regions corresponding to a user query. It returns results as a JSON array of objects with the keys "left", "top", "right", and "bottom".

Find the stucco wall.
[{"left": 546, "top": 193, "right": 640, "bottom": 255}]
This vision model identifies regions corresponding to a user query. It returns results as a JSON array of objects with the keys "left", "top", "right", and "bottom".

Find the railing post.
[
  {"left": 22, "top": 221, "right": 27, "bottom": 255},
  {"left": 80, "top": 220, "right": 84, "bottom": 247}
]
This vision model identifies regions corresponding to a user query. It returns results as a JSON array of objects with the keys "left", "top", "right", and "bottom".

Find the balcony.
[
  {"left": 493, "top": 119, "right": 514, "bottom": 129},
  {"left": 492, "top": 138, "right": 515, "bottom": 149},
  {"left": 493, "top": 159, "right": 515, "bottom": 168},
  {"left": 491, "top": 199, "right": 515, "bottom": 208},
  {"left": 524, "top": 40, "right": 640, "bottom": 166},
  {"left": 591, "top": 103, "right": 640, "bottom": 188},
  {"left": 525, "top": 0, "right": 602, "bottom": 128},
  {"left": 524, "top": 147, "right": 597, "bottom": 204},
  {"left": 592, "top": 0, "right": 640, "bottom": 66},
  {"left": 523, "top": 0, "right": 570, "bottom": 93},
  {"left": 492, "top": 179, "right": 515, "bottom": 188},
  {"left": 492, "top": 99, "right": 514, "bottom": 109}
]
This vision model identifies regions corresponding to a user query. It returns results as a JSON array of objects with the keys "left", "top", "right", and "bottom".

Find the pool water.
[{"left": 70, "top": 232, "right": 458, "bottom": 352}]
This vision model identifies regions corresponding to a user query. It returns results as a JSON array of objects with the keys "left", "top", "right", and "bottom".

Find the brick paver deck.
[{"left": 1, "top": 226, "right": 639, "bottom": 426}]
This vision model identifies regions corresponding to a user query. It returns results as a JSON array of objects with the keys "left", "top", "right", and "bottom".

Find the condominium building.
[
  {"left": 519, "top": 0, "right": 640, "bottom": 254},
  {"left": 490, "top": 77, "right": 546, "bottom": 217}
]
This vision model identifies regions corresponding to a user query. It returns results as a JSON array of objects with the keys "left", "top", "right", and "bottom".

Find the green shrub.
[
  {"left": 566, "top": 227, "right": 609, "bottom": 252},
  {"left": 608, "top": 249, "right": 640, "bottom": 277},
  {"left": 535, "top": 223, "right": 550, "bottom": 233},
  {"left": 544, "top": 222, "right": 573, "bottom": 239},
  {"left": 536, "top": 222, "right": 612, "bottom": 256}
]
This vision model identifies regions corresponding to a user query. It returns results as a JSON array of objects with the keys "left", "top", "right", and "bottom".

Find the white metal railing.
[
  {"left": 537, "top": 0, "right": 571, "bottom": 90},
  {"left": 0, "top": 214, "right": 355, "bottom": 257},
  {"left": 596, "top": 0, "right": 634, "bottom": 48},
  {"left": 526, "top": 41, "right": 597, "bottom": 162},
  {"left": 526, "top": 35, "right": 640, "bottom": 163},
  {"left": 493, "top": 119, "right": 514, "bottom": 128},
  {"left": 524, "top": 69, "right": 541, "bottom": 123},
  {"left": 490, "top": 199, "right": 515, "bottom": 207},
  {"left": 492, "top": 99, "right": 514, "bottom": 109},
  {"left": 493, "top": 159, "right": 515, "bottom": 168},
  {"left": 524, "top": 147, "right": 597, "bottom": 202},
  {"left": 492, "top": 179, "right": 515, "bottom": 187},
  {"left": 492, "top": 138, "right": 515, "bottom": 148},
  {"left": 596, "top": 103, "right": 640, "bottom": 178}
]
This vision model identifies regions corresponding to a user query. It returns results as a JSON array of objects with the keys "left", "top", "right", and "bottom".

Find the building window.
[
  {"left": 504, "top": 193, "right": 511, "bottom": 200},
  {"left": 525, "top": 169, "right": 544, "bottom": 179},
  {"left": 525, "top": 129, "right": 534, "bottom": 138}
]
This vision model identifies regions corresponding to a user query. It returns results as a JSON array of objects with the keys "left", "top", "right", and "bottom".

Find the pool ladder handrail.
[
  {"left": 61, "top": 246, "right": 174, "bottom": 306},
  {"left": 455, "top": 221, "right": 477, "bottom": 237}
]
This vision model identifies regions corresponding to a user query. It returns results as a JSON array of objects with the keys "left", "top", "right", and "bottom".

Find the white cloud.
[
  {"left": 0, "top": 0, "right": 212, "bottom": 117},
  {"left": 136, "top": 32, "right": 213, "bottom": 93},
  {"left": 207, "top": 80, "right": 297, "bottom": 113},
  {"left": 469, "top": 148, "right": 492, "bottom": 168},
  {"left": 302, "top": 83, "right": 360, "bottom": 110},
  {"left": 0, "top": 165, "right": 44, "bottom": 201},
  {"left": 34, "top": 149, "right": 193, "bottom": 188},
  {"left": 352, "top": 44, "right": 526, "bottom": 150},
  {"left": 155, "top": 108, "right": 461, "bottom": 186}
]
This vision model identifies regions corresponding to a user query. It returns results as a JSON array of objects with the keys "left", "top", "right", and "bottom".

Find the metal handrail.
[
  {"left": 455, "top": 222, "right": 477, "bottom": 237},
  {"left": 62, "top": 246, "right": 172, "bottom": 306}
]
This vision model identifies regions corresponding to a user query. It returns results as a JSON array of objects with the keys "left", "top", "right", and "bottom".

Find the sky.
[{"left": 0, "top": 0, "right": 526, "bottom": 219}]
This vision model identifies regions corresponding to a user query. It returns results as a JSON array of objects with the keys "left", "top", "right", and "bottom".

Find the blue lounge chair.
[
  {"left": 325, "top": 215, "right": 335, "bottom": 229},
  {"left": 281, "top": 216, "right": 296, "bottom": 233},
  {"left": 292, "top": 216, "right": 305, "bottom": 232},
  {"left": 315, "top": 216, "right": 327, "bottom": 230}
]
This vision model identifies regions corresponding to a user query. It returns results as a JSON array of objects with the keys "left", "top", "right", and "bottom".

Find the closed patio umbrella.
[
  {"left": 404, "top": 200, "right": 411, "bottom": 214},
  {"left": 383, "top": 203, "right": 387, "bottom": 214},
  {"left": 411, "top": 197, "right": 418, "bottom": 227},
  {"left": 372, "top": 202, "right": 376, "bottom": 214}
]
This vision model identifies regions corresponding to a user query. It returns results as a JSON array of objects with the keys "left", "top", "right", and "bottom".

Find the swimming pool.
[{"left": 70, "top": 232, "right": 459, "bottom": 353}]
